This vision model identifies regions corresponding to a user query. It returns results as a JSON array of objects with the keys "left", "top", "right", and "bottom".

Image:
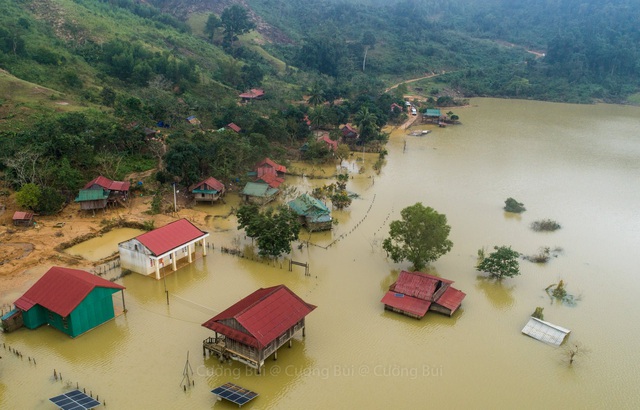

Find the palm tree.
[
  {"left": 307, "top": 87, "right": 326, "bottom": 106},
  {"left": 309, "top": 106, "right": 330, "bottom": 129},
  {"left": 354, "top": 106, "right": 378, "bottom": 141}
]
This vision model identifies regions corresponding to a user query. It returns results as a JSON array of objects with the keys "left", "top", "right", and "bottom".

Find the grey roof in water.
[{"left": 521, "top": 317, "right": 570, "bottom": 346}]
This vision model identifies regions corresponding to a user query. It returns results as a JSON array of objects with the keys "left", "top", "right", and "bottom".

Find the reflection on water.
[{"left": 2, "top": 99, "right": 640, "bottom": 409}]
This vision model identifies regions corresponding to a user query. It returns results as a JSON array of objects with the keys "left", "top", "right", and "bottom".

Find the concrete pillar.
[
  {"left": 155, "top": 261, "right": 160, "bottom": 280},
  {"left": 188, "top": 243, "right": 193, "bottom": 263},
  {"left": 171, "top": 251, "right": 177, "bottom": 271},
  {"left": 202, "top": 238, "right": 207, "bottom": 256}
]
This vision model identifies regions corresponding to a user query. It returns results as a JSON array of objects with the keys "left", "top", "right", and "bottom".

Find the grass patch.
[
  {"left": 531, "top": 219, "right": 561, "bottom": 232},
  {"left": 626, "top": 93, "right": 640, "bottom": 105}
]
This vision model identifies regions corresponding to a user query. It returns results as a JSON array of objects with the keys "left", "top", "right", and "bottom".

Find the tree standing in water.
[{"left": 383, "top": 203, "right": 453, "bottom": 270}]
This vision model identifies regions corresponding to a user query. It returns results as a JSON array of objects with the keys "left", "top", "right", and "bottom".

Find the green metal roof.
[
  {"left": 242, "top": 182, "right": 278, "bottom": 197},
  {"left": 75, "top": 189, "right": 109, "bottom": 202},
  {"left": 425, "top": 109, "right": 441, "bottom": 117},
  {"left": 192, "top": 189, "right": 219, "bottom": 195},
  {"left": 288, "top": 194, "right": 332, "bottom": 222}
]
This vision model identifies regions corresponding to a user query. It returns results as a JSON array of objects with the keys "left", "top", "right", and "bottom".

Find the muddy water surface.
[
  {"left": 64, "top": 228, "right": 145, "bottom": 261},
  {"left": 2, "top": 98, "right": 640, "bottom": 409}
]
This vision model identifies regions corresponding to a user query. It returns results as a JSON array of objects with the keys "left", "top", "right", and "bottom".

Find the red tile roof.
[
  {"left": 84, "top": 176, "right": 130, "bottom": 192},
  {"left": 381, "top": 291, "right": 431, "bottom": 318},
  {"left": 14, "top": 266, "right": 124, "bottom": 317},
  {"left": 202, "top": 285, "right": 316, "bottom": 349},
  {"left": 13, "top": 211, "right": 34, "bottom": 221},
  {"left": 135, "top": 219, "right": 208, "bottom": 256},
  {"left": 256, "top": 158, "right": 286, "bottom": 174},
  {"left": 190, "top": 177, "right": 225, "bottom": 193},
  {"left": 239, "top": 88, "right": 265, "bottom": 99}
]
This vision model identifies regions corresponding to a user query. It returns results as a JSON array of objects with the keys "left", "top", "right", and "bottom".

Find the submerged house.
[
  {"left": 241, "top": 182, "right": 279, "bottom": 205},
  {"left": 190, "top": 177, "right": 226, "bottom": 204},
  {"left": 202, "top": 285, "right": 316, "bottom": 373},
  {"left": 255, "top": 157, "right": 286, "bottom": 178},
  {"left": 381, "top": 271, "right": 466, "bottom": 319},
  {"left": 118, "top": 219, "right": 209, "bottom": 280},
  {"left": 13, "top": 266, "right": 125, "bottom": 338},
  {"left": 288, "top": 194, "right": 332, "bottom": 231}
]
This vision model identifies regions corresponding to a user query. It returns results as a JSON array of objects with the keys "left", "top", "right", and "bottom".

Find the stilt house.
[
  {"left": 190, "top": 177, "right": 226, "bottom": 204},
  {"left": 202, "top": 285, "right": 316, "bottom": 373}
]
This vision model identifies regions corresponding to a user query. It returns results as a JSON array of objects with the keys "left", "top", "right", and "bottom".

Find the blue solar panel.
[
  {"left": 50, "top": 390, "right": 101, "bottom": 410},
  {"left": 212, "top": 383, "right": 258, "bottom": 407}
]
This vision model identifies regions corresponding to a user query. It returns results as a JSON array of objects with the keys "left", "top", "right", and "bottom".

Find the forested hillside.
[{"left": 1, "top": 0, "right": 639, "bottom": 214}]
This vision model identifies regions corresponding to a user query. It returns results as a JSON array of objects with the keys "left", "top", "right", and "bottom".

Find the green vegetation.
[
  {"left": 383, "top": 203, "right": 453, "bottom": 271},
  {"left": 531, "top": 219, "right": 561, "bottom": 232},
  {"left": 531, "top": 307, "right": 544, "bottom": 320},
  {"left": 476, "top": 246, "right": 521, "bottom": 279},
  {"left": 504, "top": 198, "right": 526, "bottom": 213},
  {"left": 236, "top": 204, "right": 301, "bottom": 258}
]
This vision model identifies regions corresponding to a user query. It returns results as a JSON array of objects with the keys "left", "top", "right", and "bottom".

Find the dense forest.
[{"left": 0, "top": 0, "right": 638, "bottom": 213}]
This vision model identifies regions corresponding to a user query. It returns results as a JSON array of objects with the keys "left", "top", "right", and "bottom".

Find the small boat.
[{"left": 421, "top": 130, "right": 431, "bottom": 135}]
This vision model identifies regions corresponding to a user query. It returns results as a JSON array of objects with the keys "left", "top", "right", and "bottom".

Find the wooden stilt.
[{"left": 274, "top": 351, "right": 277, "bottom": 361}]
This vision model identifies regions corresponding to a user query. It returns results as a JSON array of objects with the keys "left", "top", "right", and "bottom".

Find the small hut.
[
  {"left": 255, "top": 157, "right": 286, "bottom": 177},
  {"left": 239, "top": 88, "right": 265, "bottom": 102},
  {"left": 288, "top": 194, "right": 332, "bottom": 231},
  {"left": 190, "top": 177, "right": 226, "bottom": 204},
  {"left": 202, "top": 285, "right": 316, "bottom": 373},
  {"left": 12, "top": 211, "right": 34, "bottom": 227},
  {"left": 317, "top": 134, "right": 338, "bottom": 152},
  {"left": 341, "top": 124, "right": 359, "bottom": 141},
  {"left": 14, "top": 266, "right": 125, "bottom": 337},
  {"left": 226, "top": 122, "right": 242, "bottom": 133},
  {"left": 381, "top": 271, "right": 466, "bottom": 319}
]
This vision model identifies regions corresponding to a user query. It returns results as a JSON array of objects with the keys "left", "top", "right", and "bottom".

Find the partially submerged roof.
[
  {"left": 392, "top": 271, "right": 452, "bottom": 300},
  {"left": 84, "top": 176, "right": 130, "bottom": 192},
  {"left": 242, "top": 182, "right": 279, "bottom": 198},
  {"left": 255, "top": 172, "right": 284, "bottom": 189},
  {"left": 211, "top": 383, "right": 258, "bottom": 407},
  {"left": 381, "top": 292, "right": 432, "bottom": 318},
  {"left": 288, "top": 194, "right": 332, "bottom": 222},
  {"left": 190, "top": 177, "right": 225, "bottom": 194},
  {"left": 202, "top": 285, "right": 316, "bottom": 349},
  {"left": 522, "top": 317, "right": 571, "bottom": 346},
  {"left": 134, "top": 218, "right": 208, "bottom": 256},
  {"left": 14, "top": 267, "right": 124, "bottom": 317},
  {"left": 13, "top": 211, "right": 34, "bottom": 221}
]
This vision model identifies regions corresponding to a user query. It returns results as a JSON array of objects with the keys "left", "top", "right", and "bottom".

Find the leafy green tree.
[
  {"left": 383, "top": 203, "right": 453, "bottom": 270},
  {"left": 35, "top": 186, "right": 65, "bottom": 215},
  {"left": 204, "top": 13, "right": 222, "bottom": 43},
  {"left": 15, "top": 183, "right": 41, "bottom": 210},
  {"left": 221, "top": 5, "right": 256, "bottom": 47},
  {"left": 476, "top": 246, "right": 521, "bottom": 279},
  {"left": 307, "top": 86, "right": 326, "bottom": 106},
  {"left": 354, "top": 106, "right": 379, "bottom": 142},
  {"left": 237, "top": 205, "right": 301, "bottom": 258}
]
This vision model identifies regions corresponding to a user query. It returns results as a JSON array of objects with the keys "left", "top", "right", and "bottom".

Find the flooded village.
[{"left": 1, "top": 98, "right": 640, "bottom": 408}]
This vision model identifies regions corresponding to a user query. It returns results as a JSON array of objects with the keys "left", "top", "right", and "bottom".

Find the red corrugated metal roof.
[
  {"left": 202, "top": 285, "right": 316, "bottom": 349},
  {"left": 226, "top": 122, "right": 241, "bottom": 132},
  {"left": 14, "top": 266, "right": 124, "bottom": 317},
  {"left": 190, "top": 177, "right": 225, "bottom": 192},
  {"left": 256, "top": 172, "right": 284, "bottom": 188},
  {"left": 392, "top": 271, "right": 441, "bottom": 300},
  {"left": 434, "top": 287, "right": 466, "bottom": 313},
  {"left": 318, "top": 135, "right": 338, "bottom": 151},
  {"left": 381, "top": 291, "right": 431, "bottom": 318},
  {"left": 239, "top": 88, "right": 265, "bottom": 99},
  {"left": 84, "top": 176, "right": 130, "bottom": 192},
  {"left": 13, "top": 211, "right": 34, "bottom": 220},
  {"left": 136, "top": 219, "right": 208, "bottom": 256},
  {"left": 256, "top": 158, "right": 286, "bottom": 174}
]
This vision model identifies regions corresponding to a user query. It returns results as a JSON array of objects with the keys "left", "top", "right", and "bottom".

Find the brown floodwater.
[
  {"left": 64, "top": 228, "right": 145, "bottom": 261},
  {"left": 2, "top": 98, "right": 640, "bottom": 409}
]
